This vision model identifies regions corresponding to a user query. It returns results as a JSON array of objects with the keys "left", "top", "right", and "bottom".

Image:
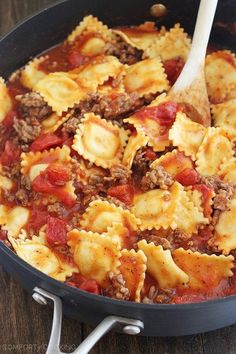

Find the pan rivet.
[
  {"left": 150, "top": 3, "right": 167, "bottom": 18},
  {"left": 32, "top": 292, "right": 48, "bottom": 305},
  {"left": 123, "top": 325, "right": 141, "bottom": 335}
]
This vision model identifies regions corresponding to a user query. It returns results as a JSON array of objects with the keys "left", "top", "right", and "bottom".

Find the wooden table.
[{"left": 0, "top": 1, "right": 236, "bottom": 353}]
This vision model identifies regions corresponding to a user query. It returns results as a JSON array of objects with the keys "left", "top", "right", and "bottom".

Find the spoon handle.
[
  {"left": 189, "top": 0, "right": 218, "bottom": 64},
  {"left": 172, "top": 0, "right": 218, "bottom": 90}
]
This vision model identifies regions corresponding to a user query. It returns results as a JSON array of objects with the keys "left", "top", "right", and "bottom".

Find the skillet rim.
[
  {"left": 0, "top": 0, "right": 236, "bottom": 310},
  {"left": 1, "top": 241, "right": 236, "bottom": 310}
]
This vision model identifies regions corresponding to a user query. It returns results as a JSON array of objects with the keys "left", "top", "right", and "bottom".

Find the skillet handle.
[{"left": 32, "top": 287, "right": 144, "bottom": 354}]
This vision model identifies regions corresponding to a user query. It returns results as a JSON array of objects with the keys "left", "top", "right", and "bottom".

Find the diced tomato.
[
  {"left": 68, "top": 50, "right": 87, "bottom": 68},
  {"left": 163, "top": 57, "right": 185, "bottom": 85},
  {"left": 108, "top": 184, "right": 135, "bottom": 205},
  {"left": 0, "top": 230, "right": 8, "bottom": 241},
  {"left": 62, "top": 136, "right": 73, "bottom": 148},
  {"left": 30, "top": 133, "right": 62, "bottom": 152},
  {"left": 32, "top": 169, "right": 76, "bottom": 207},
  {"left": 136, "top": 102, "right": 178, "bottom": 127},
  {"left": 173, "top": 293, "right": 206, "bottom": 304},
  {"left": 80, "top": 280, "right": 100, "bottom": 294},
  {"left": 46, "top": 165, "right": 71, "bottom": 186},
  {"left": 175, "top": 168, "right": 200, "bottom": 186},
  {"left": 28, "top": 208, "right": 48, "bottom": 233},
  {"left": 144, "top": 147, "right": 156, "bottom": 160},
  {"left": 67, "top": 275, "right": 100, "bottom": 294},
  {"left": 46, "top": 216, "right": 67, "bottom": 246},
  {"left": 2, "top": 110, "right": 18, "bottom": 128},
  {"left": 32, "top": 172, "right": 53, "bottom": 193},
  {"left": 193, "top": 184, "right": 213, "bottom": 218},
  {"left": 0, "top": 140, "right": 20, "bottom": 165}
]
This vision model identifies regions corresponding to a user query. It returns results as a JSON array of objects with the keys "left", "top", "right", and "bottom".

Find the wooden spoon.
[{"left": 169, "top": 0, "right": 218, "bottom": 126}]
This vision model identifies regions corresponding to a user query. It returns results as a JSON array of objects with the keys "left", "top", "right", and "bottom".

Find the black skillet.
[{"left": 0, "top": 0, "right": 236, "bottom": 352}]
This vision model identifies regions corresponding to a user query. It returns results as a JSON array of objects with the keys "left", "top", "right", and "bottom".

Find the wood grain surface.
[{"left": 0, "top": 1, "right": 236, "bottom": 353}]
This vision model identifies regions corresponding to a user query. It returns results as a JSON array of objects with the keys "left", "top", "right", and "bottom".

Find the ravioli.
[
  {"left": 214, "top": 198, "right": 236, "bottom": 255},
  {"left": 212, "top": 99, "right": 236, "bottom": 138},
  {"left": 169, "top": 112, "right": 206, "bottom": 160},
  {"left": 68, "top": 229, "right": 121, "bottom": 286},
  {"left": 205, "top": 51, "right": 236, "bottom": 103},
  {"left": 67, "top": 15, "right": 112, "bottom": 43},
  {"left": 173, "top": 248, "right": 234, "bottom": 290},
  {"left": 20, "top": 57, "right": 47, "bottom": 90},
  {"left": 35, "top": 72, "right": 86, "bottom": 115},
  {"left": 0, "top": 205, "right": 29, "bottom": 238},
  {"left": 80, "top": 199, "right": 140, "bottom": 233},
  {"left": 123, "top": 57, "right": 169, "bottom": 96},
  {"left": 119, "top": 249, "right": 147, "bottom": 302},
  {"left": 113, "top": 21, "right": 165, "bottom": 53},
  {"left": 72, "top": 113, "right": 129, "bottom": 168},
  {"left": 132, "top": 182, "right": 207, "bottom": 233},
  {"left": 10, "top": 234, "right": 78, "bottom": 281},
  {"left": 0, "top": 78, "right": 12, "bottom": 123},
  {"left": 146, "top": 23, "right": 191, "bottom": 61},
  {"left": 196, "top": 127, "right": 233, "bottom": 176},
  {"left": 138, "top": 240, "right": 189, "bottom": 288},
  {"left": 151, "top": 149, "right": 194, "bottom": 176}
]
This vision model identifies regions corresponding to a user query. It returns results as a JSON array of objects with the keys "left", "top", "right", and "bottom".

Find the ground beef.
[
  {"left": 104, "top": 272, "right": 130, "bottom": 300},
  {"left": 47, "top": 202, "right": 67, "bottom": 217},
  {"left": 104, "top": 164, "right": 131, "bottom": 185},
  {"left": 15, "top": 189, "right": 29, "bottom": 206},
  {"left": 132, "top": 148, "right": 153, "bottom": 178},
  {"left": 16, "top": 92, "right": 52, "bottom": 120},
  {"left": 142, "top": 286, "right": 173, "bottom": 304},
  {"left": 71, "top": 92, "right": 156, "bottom": 125},
  {"left": 62, "top": 116, "right": 81, "bottom": 134},
  {"left": 14, "top": 175, "right": 33, "bottom": 206},
  {"left": 141, "top": 165, "right": 174, "bottom": 191},
  {"left": 2, "top": 162, "right": 21, "bottom": 181},
  {"left": 147, "top": 235, "right": 171, "bottom": 249},
  {"left": 13, "top": 116, "right": 41, "bottom": 143},
  {"left": 105, "top": 36, "right": 143, "bottom": 65},
  {"left": 201, "top": 175, "right": 234, "bottom": 225}
]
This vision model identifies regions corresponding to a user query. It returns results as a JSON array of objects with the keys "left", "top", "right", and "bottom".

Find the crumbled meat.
[
  {"left": 142, "top": 286, "right": 159, "bottom": 304},
  {"left": 104, "top": 164, "right": 131, "bottom": 185},
  {"left": 147, "top": 235, "right": 171, "bottom": 249},
  {"left": 88, "top": 174, "right": 105, "bottom": 187},
  {"left": 141, "top": 165, "right": 174, "bottom": 191},
  {"left": 71, "top": 92, "right": 156, "bottom": 124},
  {"left": 132, "top": 148, "right": 152, "bottom": 177},
  {"left": 16, "top": 92, "right": 52, "bottom": 120},
  {"left": 13, "top": 116, "right": 41, "bottom": 143},
  {"left": 62, "top": 116, "right": 81, "bottom": 134},
  {"left": 142, "top": 286, "right": 173, "bottom": 304},
  {"left": 104, "top": 272, "right": 130, "bottom": 300},
  {"left": 2, "top": 162, "right": 21, "bottom": 181},
  {"left": 15, "top": 189, "right": 29, "bottom": 206},
  {"left": 213, "top": 187, "right": 234, "bottom": 211},
  {"left": 201, "top": 175, "right": 234, "bottom": 225},
  {"left": 68, "top": 214, "right": 81, "bottom": 230},
  {"left": 47, "top": 202, "right": 66, "bottom": 216},
  {"left": 105, "top": 36, "right": 143, "bottom": 65},
  {"left": 169, "top": 229, "right": 190, "bottom": 245},
  {"left": 20, "top": 175, "right": 32, "bottom": 191}
]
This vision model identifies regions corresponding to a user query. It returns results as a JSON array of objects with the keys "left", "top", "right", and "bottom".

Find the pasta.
[{"left": 1, "top": 14, "right": 236, "bottom": 305}]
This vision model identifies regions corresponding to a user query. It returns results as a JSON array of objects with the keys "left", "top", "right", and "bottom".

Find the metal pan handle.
[{"left": 32, "top": 287, "right": 144, "bottom": 354}]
